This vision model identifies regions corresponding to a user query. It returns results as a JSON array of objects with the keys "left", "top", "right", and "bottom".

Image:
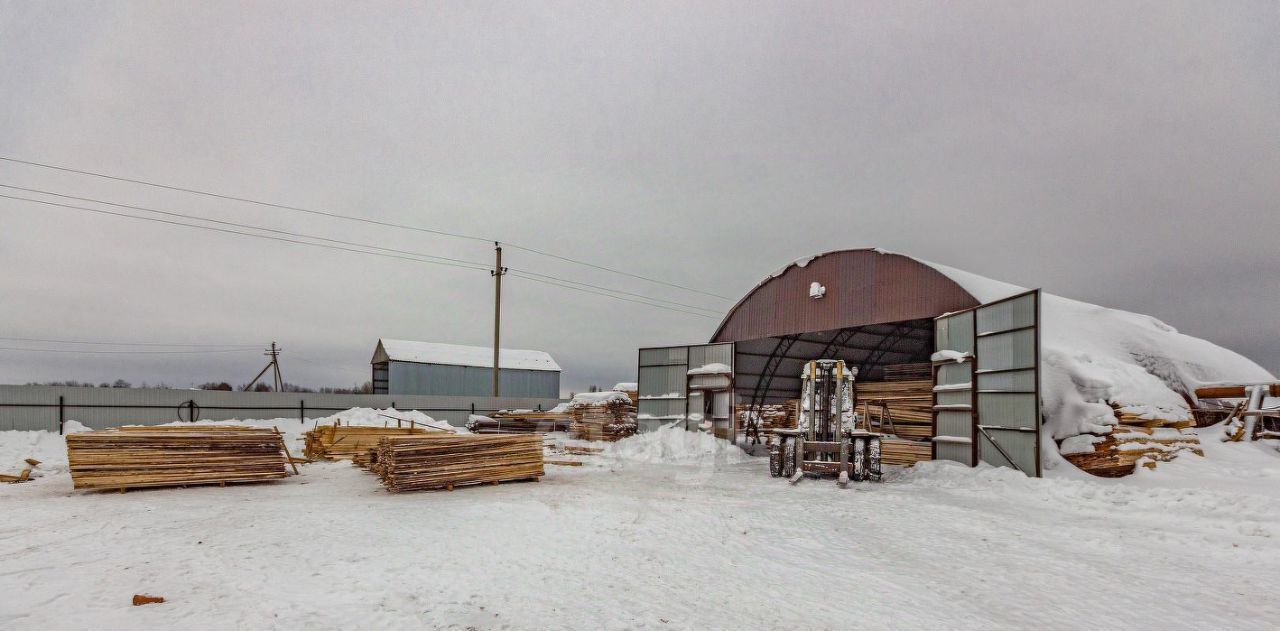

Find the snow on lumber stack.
[
  {"left": 373, "top": 434, "right": 544, "bottom": 493},
  {"left": 65, "top": 426, "right": 289, "bottom": 491},
  {"left": 303, "top": 425, "right": 434, "bottom": 462},
  {"left": 568, "top": 391, "right": 638, "bottom": 442},
  {"left": 467, "top": 411, "right": 573, "bottom": 434}
]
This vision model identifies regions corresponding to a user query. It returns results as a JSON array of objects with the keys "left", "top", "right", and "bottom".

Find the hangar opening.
[{"left": 637, "top": 249, "right": 1044, "bottom": 477}]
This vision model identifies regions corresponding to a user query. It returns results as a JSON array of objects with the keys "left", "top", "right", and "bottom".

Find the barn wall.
[{"left": 387, "top": 361, "right": 559, "bottom": 398}]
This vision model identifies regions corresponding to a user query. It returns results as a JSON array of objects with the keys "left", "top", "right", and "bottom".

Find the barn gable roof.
[{"left": 372, "top": 339, "right": 561, "bottom": 372}]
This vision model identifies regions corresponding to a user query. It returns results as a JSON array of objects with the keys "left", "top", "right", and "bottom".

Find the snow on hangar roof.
[{"left": 374, "top": 339, "right": 561, "bottom": 372}]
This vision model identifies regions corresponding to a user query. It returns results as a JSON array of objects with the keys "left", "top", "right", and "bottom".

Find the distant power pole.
[
  {"left": 491, "top": 242, "right": 507, "bottom": 397},
  {"left": 246, "top": 342, "right": 284, "bottom": 392}
]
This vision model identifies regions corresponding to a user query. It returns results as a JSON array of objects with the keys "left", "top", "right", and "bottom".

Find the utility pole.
[
  {"left": 246, "top": 342, "right": 284, "bottom": 392},
  {"left": 491, "top": 242, "right": 507, "bottom": 397}
]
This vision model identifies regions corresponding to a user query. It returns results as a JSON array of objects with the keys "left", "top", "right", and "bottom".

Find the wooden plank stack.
[
  {"left": 467, "top": 411, "right": 573, "bottom": 434},
  {"left": 65, "top": 426, "right": 289, "bottom": 491},
  {"left": 373, "top": 434, "right": 544, "bottom": 492},
  {"left": 303, "top": 424, "right": 433, "bottom": 461},
  {"left": 856, "top": 380, "right": 934, "bottom": 440},
  {"left": 881, "top": 438, "right": 933, "bottom": 466},
  {"left": 883, "top": 362, "right": 932, "bottom": 382},
  {"left": 570, "top": 394, "right": 638, "bottom": 442},
  {"left": 1062, "top": 404, "right": 1202, "bottom": 477}
]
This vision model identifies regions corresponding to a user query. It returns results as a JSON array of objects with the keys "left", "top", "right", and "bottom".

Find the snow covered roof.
[{"left": 373, "top": 339, "right": 561, "bottom": 372}]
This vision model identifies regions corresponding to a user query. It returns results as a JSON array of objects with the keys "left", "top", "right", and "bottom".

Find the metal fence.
[{"left": 0, "top": 385, "right": 566, "bottom": 432}]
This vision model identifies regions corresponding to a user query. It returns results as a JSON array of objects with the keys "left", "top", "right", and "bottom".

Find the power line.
[
  {"left": 0, "top": 193, "right": 720, "bottom": 319},
  {"left": 0, "top": 346, "right": 261, "bottom": 355},
  {"left": 0, "top": 183, "right": 492, "bottom": 272},
  {"left": 0, "top": 155, "right": 731, "bottom": 300},
  {"left": 507, "top": 269, "right": 721, "bottom": 315},
  {"left": 2, "top": 181, "right": 723, "bottom": 315},
  {"left": 0, "top": 336, "right": 260, "bottom": 348},
  {"left": 0, "top": 193, "right": 492, "bottom": 272},
  {"left": 512, "top": 273, "right": 719, "bottom": 319}
]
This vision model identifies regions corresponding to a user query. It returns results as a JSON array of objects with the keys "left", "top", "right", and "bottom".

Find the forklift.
[{"left": 768, "top": 359, "right": 882, "bottom": 485}]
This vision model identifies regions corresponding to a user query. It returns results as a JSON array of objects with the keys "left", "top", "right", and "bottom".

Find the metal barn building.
[
  {"left": 638, "top": 249, "right": 1043, "bottom": 476},
  {"left": 372, "top": 339, "right": 561, "bottom": 398}
]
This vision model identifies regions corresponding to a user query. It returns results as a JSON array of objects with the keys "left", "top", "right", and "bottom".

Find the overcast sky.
[{"left": 1, "top": 1, "right": 1276, "bottom": 395}]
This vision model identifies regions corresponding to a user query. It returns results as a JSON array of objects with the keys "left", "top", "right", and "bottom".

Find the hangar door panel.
[
  {"left": 973, "top": 290, "right": 1041, "bottom": 477},
  {"left": 934, "top": 290, "right": 1042, "bottom": 477},
  {"left": 932, "top": 311, "right": 975, "bottom": 466}
]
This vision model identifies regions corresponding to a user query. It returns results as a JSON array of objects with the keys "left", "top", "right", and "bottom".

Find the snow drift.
[{"left": 607, "top": 422, "right": 749, "bottom": 465}]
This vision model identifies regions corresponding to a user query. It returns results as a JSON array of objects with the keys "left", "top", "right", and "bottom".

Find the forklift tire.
[
  {"left": 768, "top": 443, "right": 783, "bottom": 477},
  {"left": 782, "top": 439, "right": 796, "bottom": 478}
]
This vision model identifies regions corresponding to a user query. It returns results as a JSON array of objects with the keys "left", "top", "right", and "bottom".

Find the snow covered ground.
[{"left": 3, "top": 419, "right": 1279, "bottom": 629}]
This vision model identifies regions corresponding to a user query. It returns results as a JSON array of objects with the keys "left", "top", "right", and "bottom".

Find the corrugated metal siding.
[
  {"left": 387, "top": 362, "right": 558, "bottom": 398},
  {"left": 0, "top": 385, "right": 565, "bottom": 431},
  {"left": 711, "top": 250, "right": 980, "bottom": 343}
]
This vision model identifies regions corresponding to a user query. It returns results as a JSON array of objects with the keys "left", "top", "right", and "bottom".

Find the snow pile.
[
  {"left": 611, "top": 382, "right": 637, "bottom": 392},
  {"left": 306, "top": 407, "right": 446, "bottom": 429},
  {"left": 607, "top": 422, "right": 748, "bottom": 465},
  {"left": 0, "top": 429, "right": 70, "bottom": 477}
]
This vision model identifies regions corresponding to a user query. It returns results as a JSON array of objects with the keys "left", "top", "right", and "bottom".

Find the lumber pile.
[
  {"left": 881, "top": 438, "right": 932, "bottom": 466},
  {"left": 1061, "top": 426, "right": 1201, "bottom": 477},
  {"left": 65, "top": 426, "right": 289, "bottom": 491},
  {"left": 467, "top": 411, "right": 573, "bottom": 434},
  {"left": 303, "top": 424, "right": 433, "bottom": 461},
  {"left": 883, "top": 362, "right": 932, "bottom": 382},
  {"left": 613, "top": 383, "right": 640, "bottom": 406},
  {"left": 569, "top": 392, "right": 638, "bottom": 442},
  {"left": 374, "top": 434, "right": 543, "bottom": 492},
  {"left": 857, "top": 380, "right": 934, "bottom": 440},
  {"left": 1062, "top": 405, "right": 1201, "bottom": 477}
]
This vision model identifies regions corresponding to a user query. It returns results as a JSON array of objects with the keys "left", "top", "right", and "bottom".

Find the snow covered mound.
[
  {"left": 913, "top": 252, "right": 1276, "bottom": 472},
  {"left": 607, "top": 422, "right": 749, "bottom": 465},
  {"left": 0, "top": 428, "right": 73, "bottom": 477},
  {"left": 1036, "top": 295, "right": 1271, "bottom": 437}
]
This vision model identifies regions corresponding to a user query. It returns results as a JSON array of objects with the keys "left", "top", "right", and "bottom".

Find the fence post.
[
  {"left": 58, "top": 395, "right": 65, "bottom": 435},
  {"left": 299, "top": 399, "right": 305, "bottom": 423},
  {"left": 187, "top": 400, "right": 196, "bottom": 423}
]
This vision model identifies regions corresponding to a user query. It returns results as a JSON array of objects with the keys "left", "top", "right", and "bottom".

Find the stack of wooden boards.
[
  {"left": 856, "top": 380, "right": 933, "bottom": 441},
  {"left": 1060, "top": 404, "right": 1202, "bottom": 477},
  {"left": 372, "top": 434, "right": 544, "bottom": 492},
  {"left": 466, "top": 410, "right": 573, "bottom": 434},
  {"left": 303, "top": 424, "right": 432, "bottom": 461},
  {"left": 570, "top": 393, "right": 638, "bottom": 442},
  {"left": 880, "top": 438, "right": 932, "bottom": 466},
  {"left": 883, "top": 362, "right": 931, "bottom": 382},
  {"left": 65, "top": 426, "right": 290, "bottom": 491}
]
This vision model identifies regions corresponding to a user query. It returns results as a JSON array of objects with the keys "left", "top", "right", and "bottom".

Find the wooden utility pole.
[
  {"left": 246, "top": 342, "right": 284, "bottom": 392},
  {"left": 491, "top": 243, "right": 507, "bottom": 397}
]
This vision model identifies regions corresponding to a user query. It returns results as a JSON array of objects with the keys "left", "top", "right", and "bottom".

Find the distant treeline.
[{"left": 25, "top": 380, "right": 375, "bottom": 394}]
